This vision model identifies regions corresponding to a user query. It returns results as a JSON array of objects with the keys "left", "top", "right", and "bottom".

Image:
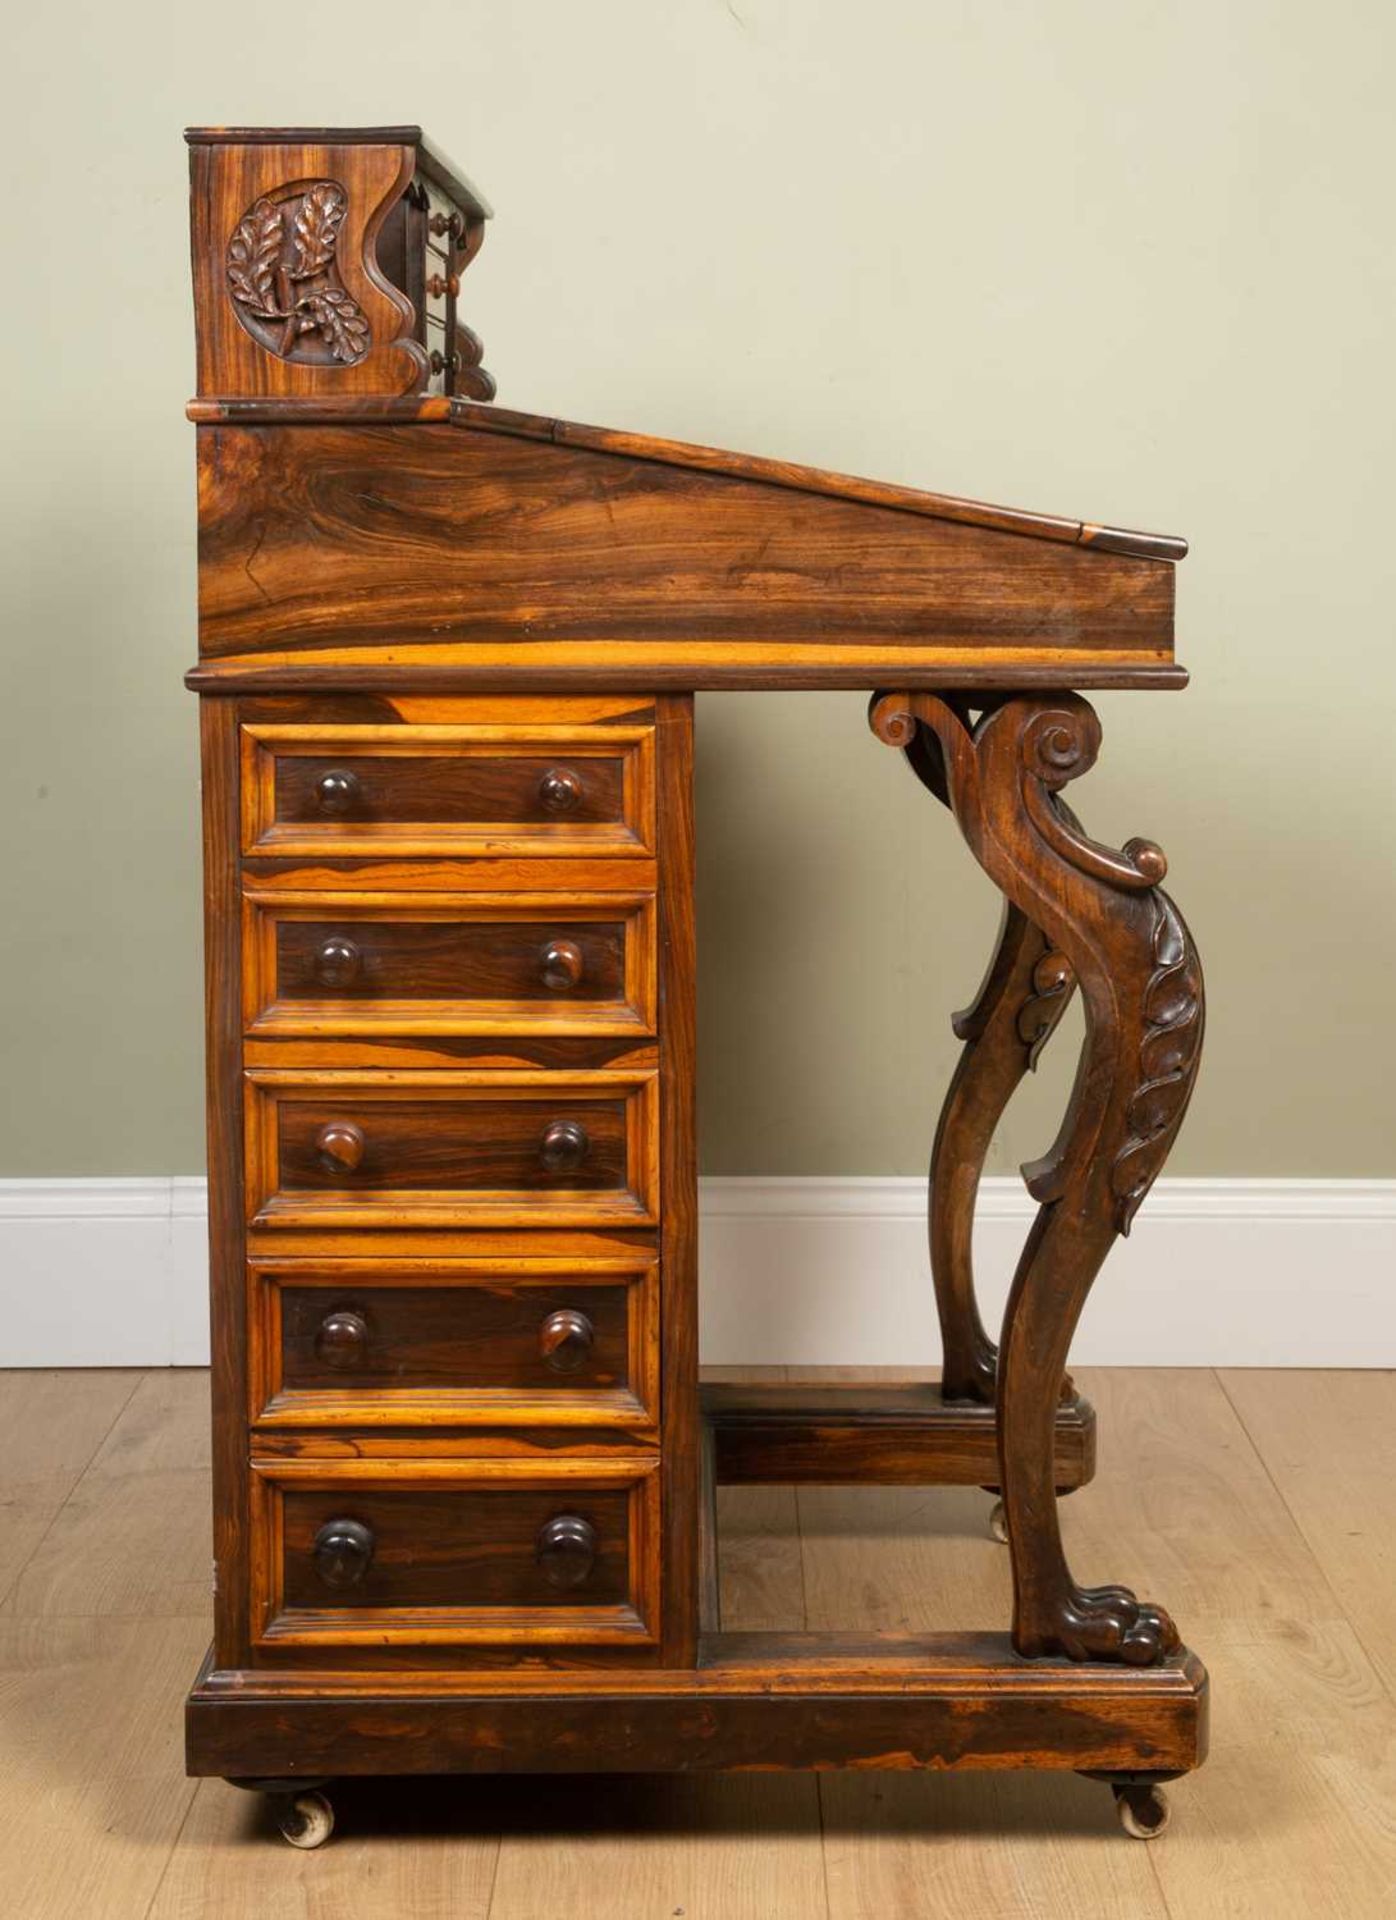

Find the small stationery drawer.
[
  {"left": 251, "top": 1458, "right": 659, "bottom": 1647},
  {"left": 240, "top": 721, "right": 655, "bottom": 859},
  {"left": 242, "top": 891, "right": 656, "bottom": 1037},
  {"left": 250, "top": 1256, "right": 658, "bottom": 1427},
  {"left": 245, "top": 1070, "right": 659, "bottom": 1227}
]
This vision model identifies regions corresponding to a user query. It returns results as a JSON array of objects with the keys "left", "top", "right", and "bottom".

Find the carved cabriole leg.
[
  {"left": 931, "top": 901, "right": 1075, "bottom": 1401},
  {"left": 899, "top": 716, "right": 1077, "bottom": 1403},
  {"left": 871, "top": 691, "right": 1204, "bottom": 1666}
]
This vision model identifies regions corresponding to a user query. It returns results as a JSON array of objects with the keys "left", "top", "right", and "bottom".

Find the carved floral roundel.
[{"left": 226, "top": 179, "right": 371, "bottom": 366}]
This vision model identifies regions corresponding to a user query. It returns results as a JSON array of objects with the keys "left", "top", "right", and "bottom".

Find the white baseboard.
[{"left": 0, "top": 1176, "right": 1391, "bottom": 1368}]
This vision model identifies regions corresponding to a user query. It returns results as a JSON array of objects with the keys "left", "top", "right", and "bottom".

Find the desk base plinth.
[{"left": 188, "top": 1631, "right": 1207, "bottom": 1780}]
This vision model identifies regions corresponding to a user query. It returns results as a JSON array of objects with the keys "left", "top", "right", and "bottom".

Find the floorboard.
[{"left": 0, "top": 1365, "right": 1390, "bottom": 1916}]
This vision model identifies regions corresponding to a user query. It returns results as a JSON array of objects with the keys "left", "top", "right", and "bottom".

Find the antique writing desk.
[{"left": 182, "top": 126, "right": 1207, "bottom": 1847}]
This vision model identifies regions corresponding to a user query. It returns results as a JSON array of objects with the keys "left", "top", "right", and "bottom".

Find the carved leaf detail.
[
  {"left": 300, "top": 288, "right": 371, "bottom": 364},
  {"left": 1111, "top": 892, "right": 1203, "bottom": 1234},
  {"left": 291, "top": 182, "right": 346, "bottom": 280},
  {"left": 226, "top": 199, "right": 284, "bottom": 317}
]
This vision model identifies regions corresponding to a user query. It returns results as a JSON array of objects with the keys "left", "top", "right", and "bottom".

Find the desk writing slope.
[
  {"left": 191, "top": 408, "right": 1185, "bottom": 689},
  {"left": 181, "top": 123, "right": 1207, "bottom": 1851}
]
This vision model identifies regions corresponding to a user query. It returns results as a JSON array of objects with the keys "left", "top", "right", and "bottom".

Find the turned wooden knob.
[
  {"left": 314, "top": 937, "right": 362, "bottom": 989},
  {"left": 312, "top": 1518, "right": 374, "bottom": 1589},
  {"left": 539, "top": 1307, "right": 594, "bottom": 1373},
  {"left": 313, "top": 769, "right": 361, "bottom": 815},
  {"left": 535, "top": 1513, "right": 597, "bottom": 1589},
  {"left": 538, "top": 767, "right": 583, "bottom": 814},
  {"left": 539, "top": 938, "right": 584, "bottom": 992},
  {"left": 539, "top": 1119, "right": 589, "bottom": 1174},
  {"left": 315, "top": 1120, "right": 366, "bottom": 1174},
  {"left": 315, "top": 1309, "right": 369, "bottom": 1369}
]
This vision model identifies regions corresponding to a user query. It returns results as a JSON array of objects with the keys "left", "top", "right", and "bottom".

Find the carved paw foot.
[{"left": 1020, "top": 1584, "right": 1181, "bottom": 1665}]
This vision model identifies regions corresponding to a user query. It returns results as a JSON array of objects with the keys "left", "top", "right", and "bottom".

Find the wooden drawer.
[
  {"left": 240, "top": 720, "right": 655, "bottom": 859},
  {"left": 249, "top": 1256, "right": 658, "bottom": 1427},
  {"left": 242, "top": 891, "right": 656, "bottom": 1037},
  {"left": 251, "top": 1457, "right": 660, "bottom": 1647},
  {"left": 245, "top": 1070, "right": 659, "bottom": 1227}
]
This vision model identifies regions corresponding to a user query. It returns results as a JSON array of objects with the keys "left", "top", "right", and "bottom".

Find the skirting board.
[{"left": 0, "top": 1176, "right": 1392, "bottom": 1368}]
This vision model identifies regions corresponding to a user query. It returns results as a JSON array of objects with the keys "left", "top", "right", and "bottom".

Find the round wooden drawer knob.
[
  {"left": 312, "top": 1517, "right": 375, "bottom": 1589},
  {"left": 313, "top": 769, "right": 361, "bottom": 815},
  {"left": 315, "top": 1120, "right": 366, "bottom": 1174},
  {"left": 315, "top": 1309, "right": 369, "bottom": 1369},
  {"left": 315, "top": 937, "right": 362, "bottom": 988},
  {"left": 535, "top": 1513, "right": 597, "bottom": 1590},
  {"left": 539, "top": 938, "right": 584, "bottom": 992},
  {"left": 539, "top": 1119, "right": 589, "bottom": 1174},
  {"left": 539, "top": 1307, "right": 594, "bottom": 1373},
  {"left": 538, "top": 766, "right": 583, "bottom": 814}
]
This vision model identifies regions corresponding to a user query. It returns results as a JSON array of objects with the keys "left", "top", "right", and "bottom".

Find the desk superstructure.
[{"left": 183, "top": 126, "right": 1206, "bottom": 1847}]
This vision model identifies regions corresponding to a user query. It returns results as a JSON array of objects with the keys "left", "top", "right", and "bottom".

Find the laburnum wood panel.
[
  {"left": 240, "top": 718, "right": 656, "bottom": 860},
  {"left": 193, "top": 424, "right": 1179, "bottom": 689},
  {"left": 250, "top": 1456, "right": 661, "bottom": 1648},
  {"left": 241, "top": 891, "right": 657, "bottom": 1038},
  {"left": 244, "top": 1069, "right": 660, "bottom": 1228},
  {"left": 248, "top": 1254, "right": 659, "bottom": 1428}
]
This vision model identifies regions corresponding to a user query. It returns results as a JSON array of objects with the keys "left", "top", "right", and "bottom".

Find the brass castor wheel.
[
  {"left": 1113, "top": 1782, "right": 1170, "bottom": 1840},
  {"left": 988, "top": 1498, "right": 1009, "bottom": 1544},
  {"left": 275, "top": 1789, "right": 335, "bottom": 1849}
]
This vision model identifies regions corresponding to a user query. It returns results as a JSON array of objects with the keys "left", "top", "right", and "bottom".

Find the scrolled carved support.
[
  {"left": 879, "top": 693, "right": 1077, "bottom": 1405},
  {"left": 871, "top": 690, "right": 1204, "bottom": 1665}
]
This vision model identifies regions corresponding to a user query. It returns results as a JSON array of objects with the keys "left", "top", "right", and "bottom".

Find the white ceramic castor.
[
  {"left": 1114, "top": 1783, "right": 1171, "bottom": 1840},
  {"left": 277, "top": 1789, "right": 335, "bottom": 1849},
  {"left": 988, "top": 1498, "right": 1009, "bottom": 1544}
]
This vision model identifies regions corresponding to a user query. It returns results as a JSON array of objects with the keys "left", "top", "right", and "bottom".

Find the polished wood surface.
[
  {"left": 193, "top": 423, "right": 1180, "bottom": 691},
  {"left": 704, "top": 1378, "right": 1095, "bottom": 1489},
  {"left": 251, "top": 1255, "right": 659, "bottom": 1428},
  {"left": 7, "top": 1368, "right": 1391, "bottom": 1913},
  {"left": 251, "top": 1454, "right": 661, "bottom": 1649},
  {"left": 242, "top": 890, "right": 656, "bottom": 1038},
  {"left": 182, "top": 125, "right": 1208, "bottom": 1826}
]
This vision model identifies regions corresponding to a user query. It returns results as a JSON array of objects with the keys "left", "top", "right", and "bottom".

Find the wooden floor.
[{"left": 0, "top": 1367, "right": 1392, "bottom": 1918}]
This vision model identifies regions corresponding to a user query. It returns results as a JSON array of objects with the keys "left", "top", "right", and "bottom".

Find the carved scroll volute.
[{"left": 189, "top": 137, "right": 427, "bottom": 400}]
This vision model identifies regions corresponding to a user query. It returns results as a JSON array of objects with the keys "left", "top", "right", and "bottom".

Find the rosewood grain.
[
  {"left": 249, "top": 1254, "right": 659, "bottom": 1429},
  {"left": 195, "top": 427, "right": 1177, "bottom": 676},
  {"left": 704, "top": 1379, "right": 1095, "bottom": 1490},
  {"left": 873, "top": 692, "right": 1205, "bottom": 1665},
  {"left": 184, "top": 124, "right": 1207, "bottom": 1831}
]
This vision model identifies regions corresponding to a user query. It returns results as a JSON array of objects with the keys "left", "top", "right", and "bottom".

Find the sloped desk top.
[{"left": 186, "top": 397, "right": 1186, "bottom": 693}]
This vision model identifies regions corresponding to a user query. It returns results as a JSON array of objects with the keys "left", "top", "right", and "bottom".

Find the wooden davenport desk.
[{"left": 182, "top": 126, "right": 1207, "bottom": 1848}]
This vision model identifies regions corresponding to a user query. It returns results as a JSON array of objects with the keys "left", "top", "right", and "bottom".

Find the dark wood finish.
[
  {"left": 245, "top": 1070, "right": 660, "bottom": 1228},
  {"left": 873, "top": 693, "right": 1204, "bottom": 1664},
  {"left": 186, "top": 1633, "right": 1208, "bottom": 1777},
  {"left": 928, "top": 898, "right": 1077, "bottom": 1402},
  {"left": 184, "top": 126, "right": 1207, "bottom": 1824},
  {"left": 704, "top": 1379, "right": 1095, "bottom": 1490},
  {"left": 249, "top": 1255, "right": 659, "bottom": 1430},
  {"left": 240, "top": 715, "right": 656, "bottom": 860},
  {"left": 250, "top": 1457, "right": 660, "bottom": 1648},
  {"left": 199, "top": 699, "right": 252, "bottom": 1670},
  {"left": 656, "top": 695, "right": 699, "bottom": 1668},
  {"left": 285, "top": 1492, "right": 627, "bottom": 1609},
  {"left": 186, "top": 128, "right": 492, "bottom": 404},
  {"left": 286, "top": 1287, "right": 619, "bottom": 1393}
]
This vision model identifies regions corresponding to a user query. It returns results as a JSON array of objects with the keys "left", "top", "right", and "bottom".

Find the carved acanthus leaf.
[{"left": 1111, "top": 891, "right": 1204, "bottom": 1233}]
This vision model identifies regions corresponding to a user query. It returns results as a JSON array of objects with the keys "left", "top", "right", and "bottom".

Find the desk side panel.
[{"left": 195, "top": 426, "right": 1176, "bottom": 687}]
